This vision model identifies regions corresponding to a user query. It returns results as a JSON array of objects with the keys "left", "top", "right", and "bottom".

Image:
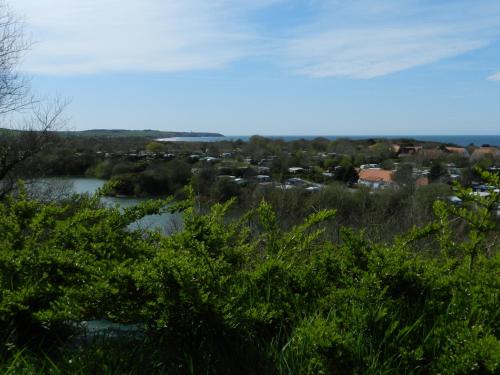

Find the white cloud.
[
  {"left": 9, "top": 0, "right": 500, "bottom": 78},
  {"left": 488, "top": 72, "right": 500, "bottom": 81},
  {"left": 12, "top": 0, "right": 281, "bottom": 75},
  {"left": 283, "top": 0, "right": 500, "bottom": 79},
  {"left": 285, "top": 27, "right": 489, "bottom": 79}
]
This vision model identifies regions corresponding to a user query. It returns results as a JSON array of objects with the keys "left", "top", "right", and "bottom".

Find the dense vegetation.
[
  {"left": 2, "top": 1, "right": 497, "bottom": 371},
  {"left": 14, "top": 133, "right": 497, "bottom": 198},
  {"left": 0, "top": 171, "right": 499, "bottom": 374},
  {"left": 0, "top": 128, "right": 223, "bottom": 139}
]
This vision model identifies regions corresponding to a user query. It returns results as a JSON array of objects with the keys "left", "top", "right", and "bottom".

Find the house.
[
  {"left": 447, "top": 164, "right": 462, "bottom": 181},
  {"left": 391, "top": 144, "right": 401, "bottom": 154},
  {"left": 288, "top": 167, "right": 305, "bottom": 174},
  {"left": 472, "top": 184, "right": 500, "bottom": 194},
  {"left": 233, "top": 178, "right": 247, "bottom": 186},
  {"left": 360, "top": 163, "right": 380, "bottom": 170},
  {"left": 470, "top": 147, "right": 500, "bottom": 161},
  {"left": 398, "top": 146, "right": 423, "bottom": 157},
  {"left": 200, "top": 156, "right": 219, "bottom": 163},
  {"left": 357, "top": 168, "right": 394, "bottom": 189},
  {"left": 305, "top": 186, "right": 322, "bottom": 193},
  {"left": 420, "top": 149, "right": 443, "bottom": 159},
  {"left": 444, "top": 147, "right": 469, "bottom": 158},
  {"left": 257, "top": 166, "right": 270, "bottom": 174}
]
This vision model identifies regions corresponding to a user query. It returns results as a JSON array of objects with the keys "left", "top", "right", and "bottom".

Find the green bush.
[
  {"left": 93, "top": 160, "right": 114, "bottom": 179},
  {"left": 0, "top": 173, "right": 499, "bottom": 374}
]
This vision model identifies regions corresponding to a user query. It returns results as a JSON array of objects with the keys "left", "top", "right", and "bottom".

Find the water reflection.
[{"left": 31, "top": 178, "right": 183, "bottom": 235}]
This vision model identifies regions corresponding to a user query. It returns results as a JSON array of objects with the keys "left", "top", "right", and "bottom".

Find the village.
[{"left": 87, "top": 137, "right": 500, "bottom": 201}]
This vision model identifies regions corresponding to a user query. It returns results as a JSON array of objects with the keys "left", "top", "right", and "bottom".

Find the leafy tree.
[
  {"left": 380, "top": 158, "right": 395, "bottom": 170},
  {"left": 429, "top": 161, "right": 446, "bottom": 182},
  {"left": 145, "top": 141, "right": 166, "bottom": 153},
  {"left": 93, "top": 160, "right": 114, "bottom": 179},
  {"left": 311, "top": 137, "right": 330, "bottom": 152},
  {"left": 393, "top": 163, "right": 415, "bottom": 187},
  {"left": 333, "top": 165, "right": 358, "bottom": 185}
]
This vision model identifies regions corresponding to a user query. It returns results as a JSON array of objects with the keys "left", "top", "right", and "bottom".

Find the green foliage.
[
  {"left": 332, "top": 165, "right": 358, "bottom": 184},
  {"left": 429, "top": 161, "right": 446, "bottom": 182},
  {"left": 104, "top": 160, "right": 191, "bottom": 197},
  {"left": 0, "top": 172, "right": 499, "bottom": 374},
  {"left": 0, "top": 192, "right": 171, "bottom": 350},
  {"left": 145, "top": 142, "right": 166, "bottom": 153},
  {"left": 93, "top": 160, "right": 114, "bottom": 179}
]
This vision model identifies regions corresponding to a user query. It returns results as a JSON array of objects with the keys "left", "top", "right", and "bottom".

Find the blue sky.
[{"left": 11, "top": 0, "right": 500, "bottom": 135}]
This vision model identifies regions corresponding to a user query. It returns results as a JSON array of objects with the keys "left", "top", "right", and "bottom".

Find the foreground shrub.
[{"left": 0, "top": 173, "right": 499, "bottom": 374}]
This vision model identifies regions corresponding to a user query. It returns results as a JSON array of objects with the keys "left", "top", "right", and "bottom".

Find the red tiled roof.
[
  {"left": 358, "top": 169, "right": 393, "bottom": 183},
  {"left": 420, "top": 149, "right": 443, "bottom": 158},
  {"left": 472, "top": 147, "right": 498, "bottom": 155},
  {"left": 445, "top": 147, "right": 467, "bottom": 154},
  {"left": 470, "top": 147, "right": 500, "bottom": 160}
]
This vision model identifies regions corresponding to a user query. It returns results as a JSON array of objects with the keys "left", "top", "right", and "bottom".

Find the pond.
[{"left": 31, "top": 177, "right": 183, "bottom": 235}]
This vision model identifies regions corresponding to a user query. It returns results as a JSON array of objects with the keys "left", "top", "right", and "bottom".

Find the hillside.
[{"left": 0, "top": 128, "right": 224, "bottom": 139}]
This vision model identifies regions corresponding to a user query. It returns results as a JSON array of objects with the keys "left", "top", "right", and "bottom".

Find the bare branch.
[
  {"left": 0, "top": 1, "right": 69, "bottom": 198},
  {"left": 0, "top": 1, "right": 32, "bottom": 115},
  {"left": 0, "top": 98, "right": 69, "bottom": 197}
]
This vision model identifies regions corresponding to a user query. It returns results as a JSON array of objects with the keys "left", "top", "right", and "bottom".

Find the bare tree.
[
  {"left": 0, "top": 1, "right": 31, "bottom": 115},
  {"left": 0, "top": 1, "right": 67, "bottom": 198},
  {"left": 0, "top": 99, "right": 67, "bottom": 197}
]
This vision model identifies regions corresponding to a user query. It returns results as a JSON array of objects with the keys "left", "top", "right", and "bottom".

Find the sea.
[{"left": 157, "top": 135, "right": 500, "bottom": 147}]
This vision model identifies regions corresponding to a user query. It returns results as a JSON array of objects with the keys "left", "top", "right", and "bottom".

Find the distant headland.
[
  {"left": 0, "top": 128, "right": 224, "bottom": 139},
  {"left": 58, "top": 129, "right": 224, "bottom": 138}
]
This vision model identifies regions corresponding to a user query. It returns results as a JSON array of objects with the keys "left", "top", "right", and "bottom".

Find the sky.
[{"left": 10, "top": 0, "right": 500, "bottom": 135}]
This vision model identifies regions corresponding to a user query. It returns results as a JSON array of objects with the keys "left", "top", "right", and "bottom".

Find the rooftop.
[{"left": 358, "top": 169, "right": 393, "bottom": 183}]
